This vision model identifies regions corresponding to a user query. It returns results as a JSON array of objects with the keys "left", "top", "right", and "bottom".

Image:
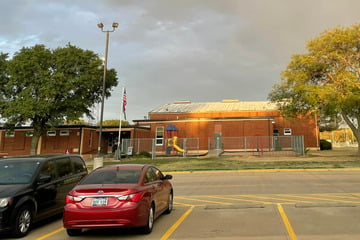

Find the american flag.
[{"left": 122, "top": 88, "right": 127, "bottom": 120}]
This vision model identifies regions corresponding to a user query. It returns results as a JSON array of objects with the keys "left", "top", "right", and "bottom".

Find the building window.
[
  {"left": 284, "top": 128, "right": 292, "bottom": 136},
  {"left": 155, "top": 126, "right": 164, "bottom": 146},
  {"left": 47, "top": 131, "right": 56, "bottom": 137},
  {"left": 5, "top": 131, "right": 14, "bottom": 137},
  {"left": 60, "top": 130, "right": 70, "bottom": 136}
]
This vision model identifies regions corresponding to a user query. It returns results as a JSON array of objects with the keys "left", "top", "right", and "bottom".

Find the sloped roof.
[{"left": 149, "top": 100, "right": 279, "bottom": 113}]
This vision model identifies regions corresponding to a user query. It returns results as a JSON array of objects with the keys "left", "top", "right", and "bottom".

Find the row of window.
[
  {"left": 4, "top": 127, "right": 292, "bottom": 140},
  {"left": 5, "top": 130, "right": 71, "bottom": 138}
]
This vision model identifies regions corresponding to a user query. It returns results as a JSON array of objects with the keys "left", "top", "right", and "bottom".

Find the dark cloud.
[{"left": 1, "top": 0, "right": 360, "bottom": 122}]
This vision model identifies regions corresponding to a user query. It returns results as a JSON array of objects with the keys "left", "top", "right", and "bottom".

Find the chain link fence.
[
  {"left": 120, "top": 135, "right": 304, "bottom": 159},
  {"left": 208, "top": 135, "right": 304, "bottom": 156}
]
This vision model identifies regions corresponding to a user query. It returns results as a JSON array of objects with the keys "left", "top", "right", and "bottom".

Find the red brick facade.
[
  {"left": 0, "top": 101, "right": 320, "bottom": 157},
  {"left": 135, "top": 105, "right": 319, "bottom": 150}
]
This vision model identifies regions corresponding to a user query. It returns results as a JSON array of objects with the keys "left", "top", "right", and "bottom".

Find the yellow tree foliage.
[{"left": 269, "top": 23, "right": 360, "bottom": 154}]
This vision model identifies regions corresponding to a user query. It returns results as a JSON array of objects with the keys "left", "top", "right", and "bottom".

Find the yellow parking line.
[
  {"left": 176, "top": 196, "right": 232, "bottom": 205},
  {"left": 208, "top": 195, "right": 273, "bottom": 205},
  {"left": 238, "top": 194, "right": 302, "bottom": 204},
  {"left": 328, "top": 194, "right": 360, "bottom": 199},
  {"left": 160, "top": 206, "right": 194, "bottom": 240},
  {"left": 174, "top": 201, "right": 204, "bottom": 207},
  {"left": 36, "top": 227, "right": 64, "bottom": 240},
  {"left": 312, "top": 193, "right": 360, "bottom": 201},
  {"left": 277, "top": 204, "right": 297, "bottom": 240},
  {"left": 287, "top": 194, "right": 360, "bottom": 204},
  {"left": 274, "top": 194, "right": 315, "bottom": 204}
]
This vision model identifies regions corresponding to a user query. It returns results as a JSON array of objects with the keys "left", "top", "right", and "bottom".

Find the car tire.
[
  {"left": 11, "top": 204, "right": 33, "bottom": 238},
  {"left": 66, "top": 228, "right": 82, "bottom": 236},
  {"left": 164, "top": 191, "right": 173, "bottom": 214},
  {"left": 142, "top": 204, "right": 154, "bottom": 234}
]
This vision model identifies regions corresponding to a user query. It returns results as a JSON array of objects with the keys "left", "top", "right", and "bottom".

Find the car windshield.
[
  {"left": 81, "top": 169, "right": 141, "bottom": 185},
  {"left": 0, "top": 160, "right": 41, "bottom": 184}
]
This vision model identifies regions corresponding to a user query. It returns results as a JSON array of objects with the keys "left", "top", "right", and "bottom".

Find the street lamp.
[{"left": 96, "top": 22, "right": 118, "bottom": 162}]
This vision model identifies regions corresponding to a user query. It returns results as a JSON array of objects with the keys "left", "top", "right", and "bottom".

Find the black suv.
[{"left": 0, "top": 154, "right": 88, "bottom": 237}]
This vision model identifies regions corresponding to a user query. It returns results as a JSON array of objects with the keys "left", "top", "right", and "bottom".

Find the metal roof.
[{"left": 149, "top": 100, "right": 279, "bottom": 113}]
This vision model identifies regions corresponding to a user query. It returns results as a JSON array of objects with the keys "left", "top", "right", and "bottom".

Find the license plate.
[{"left": 92, "top": 197, "right": 108, "bottom": 206}]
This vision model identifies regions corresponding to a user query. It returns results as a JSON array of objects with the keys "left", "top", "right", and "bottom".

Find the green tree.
[
  {"left": 0, "top": 44, "right": 118, "bottom": 154},
  {"left": 102, "top": 119, "right": 129, "bottom": 126},
  {"left": 268, "top": 23, "right": 360, "bottom": 154}
]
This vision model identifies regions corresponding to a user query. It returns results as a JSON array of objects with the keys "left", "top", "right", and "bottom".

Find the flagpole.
[{"left": 115, "top": 86, "right": 125, "bottom": 160}]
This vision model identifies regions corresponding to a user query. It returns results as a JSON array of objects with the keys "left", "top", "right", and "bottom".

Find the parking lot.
[{"left": 3, "top": 169, "right": 360, "bottom": 239}]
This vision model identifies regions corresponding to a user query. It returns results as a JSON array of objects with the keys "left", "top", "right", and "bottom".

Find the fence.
[
  {"left": 120, "top": 135, "right": 304, "bottom": 159},
  {"left": 121, "top": 138, "right": 201, "bottom": 158},
  {"left": 209, "top": 135, "right": 304, "bottom": 156}
]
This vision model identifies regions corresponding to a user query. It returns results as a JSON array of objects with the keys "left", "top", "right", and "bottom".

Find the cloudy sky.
[{"left": 1, "top": 0, "right": 360, "bottom": 123}]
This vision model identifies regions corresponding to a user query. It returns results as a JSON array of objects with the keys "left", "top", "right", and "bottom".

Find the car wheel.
[
  {"left": 12, "top": 205, "right": 33, "bottom": 238},
  {"left": 66, "top": 228, "right": 82, "bottom": 236},
  {"left": 164, "top": 191, "right": 173, "bottom": 214},
  {"left": 142, "top": 204, "right": 154, "bottom": 234}
]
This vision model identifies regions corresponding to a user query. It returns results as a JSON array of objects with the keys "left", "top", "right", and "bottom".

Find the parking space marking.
[
  {"left": 175, "top": 193, "right": 360, "bottom": 206},
  {"left": 277, "top": 203, "right": 298, "bottom": 240},
  {"left": 176, "top": 196, "right": 232, "bottom": 205},
  {"left": 35, "top": 227, "right": 64, "bottom": 240},
  {"left": 283, "top": 194, "right": 360, "bottom": 204},
  {"left": 174, "top": 202, "right": 203, "bottom": 207},
  {"left": 273, "top": 194, "right": 320, "bottom": 204},
  {"left": 207, "top": 195, "right": 273, "bottom": 204},
  {"left": 330, "top": 194, "right": 360, "bottom": 200},
  {"left": 33, "top": 192, "right": 360, "bottom": 240},
  {"left": 160, "top": 206, "right": 194, "bottom": 240},
  {"left": 234, "top": 194, "right": 308, "bottom": 204},
  {"left": 311, "top": 193, "right": 360, "bottom": 201}
]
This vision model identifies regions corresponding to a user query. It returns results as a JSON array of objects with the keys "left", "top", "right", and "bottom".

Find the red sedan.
[{"left": 63, "top": 164, "right": 173, "bottom": 236}]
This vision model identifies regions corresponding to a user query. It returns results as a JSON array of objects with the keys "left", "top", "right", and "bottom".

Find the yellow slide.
[
  {"left": 172, "top": 136, "right": 184, "bottom": 153},
  {"left": 173, "top": 144, "right": 184, "bottom": 153}
]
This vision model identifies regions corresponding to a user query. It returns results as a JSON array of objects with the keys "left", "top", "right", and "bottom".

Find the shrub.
[
  {"left": 320, "top": 139, "right": 332, "bottom": 150},
  {"left": 137, "top": 151, "right": 152, "bottom": 158}
]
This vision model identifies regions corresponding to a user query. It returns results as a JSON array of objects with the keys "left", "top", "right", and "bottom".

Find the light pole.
[{"left": 96, "top": 22, "right": 118, "bottom": 162}]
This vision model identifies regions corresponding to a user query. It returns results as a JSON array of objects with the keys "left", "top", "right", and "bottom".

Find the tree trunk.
[
  {"left": 341, "top": 113, "right": 360, "bottom": 155},
  {"left": 30, "top": 134, "right": 41, "bottom": 155}
]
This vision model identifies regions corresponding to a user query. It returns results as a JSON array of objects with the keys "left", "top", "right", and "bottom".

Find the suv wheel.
[{"left": 12, "top": 205, "right": 33, "bottom": 237}]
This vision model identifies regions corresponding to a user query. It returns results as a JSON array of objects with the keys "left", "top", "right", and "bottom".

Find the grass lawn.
[{"left": 96, "top": 147, "right": 360, "bottom": 172}]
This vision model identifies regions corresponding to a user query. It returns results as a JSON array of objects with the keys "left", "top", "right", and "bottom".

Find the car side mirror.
[
  {"left": 37, "top": 175, "right": 52, "bottom": 185},
  {"left": 162, "top": 174, "right": 173, "bottom": 180}
]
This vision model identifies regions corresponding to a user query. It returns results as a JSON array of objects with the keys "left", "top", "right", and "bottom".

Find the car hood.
[{"left": 0, "top": 184, "right": 31, "bottom": 198}]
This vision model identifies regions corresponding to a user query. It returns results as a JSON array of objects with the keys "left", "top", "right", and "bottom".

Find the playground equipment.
[
  {"left": 170, "top": 136, "right": 184, "bottom": 153},
  {"left": 165, "top": 124, "right": 184, "bottom": 154}
]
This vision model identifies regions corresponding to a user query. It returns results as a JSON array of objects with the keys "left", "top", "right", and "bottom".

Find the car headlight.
[{"left": 0, "top": 198, "right": 11, "bottom": 208}]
